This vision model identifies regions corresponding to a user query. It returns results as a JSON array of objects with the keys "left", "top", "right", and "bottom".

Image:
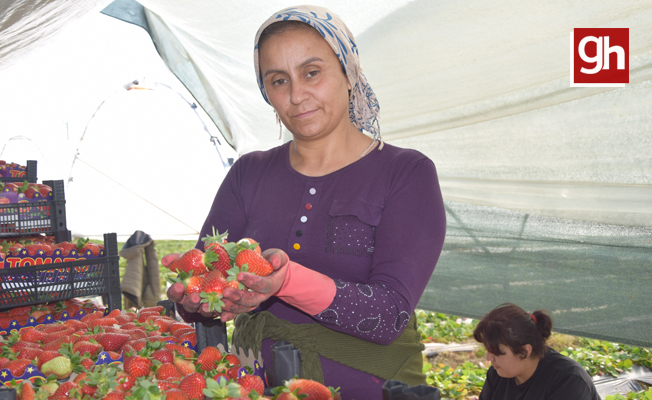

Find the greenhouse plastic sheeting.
[{"left": 418, "top": 201, "right": 652, "bottom": 347}]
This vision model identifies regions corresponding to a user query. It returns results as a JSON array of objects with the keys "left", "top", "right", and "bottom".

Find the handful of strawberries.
[{"left": 165, "top": 228, "right": 273, "bottom": 317}]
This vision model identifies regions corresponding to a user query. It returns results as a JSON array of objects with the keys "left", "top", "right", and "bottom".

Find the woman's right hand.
[{"left": 162, "top": 253, "right": 217, "bottom": 322}]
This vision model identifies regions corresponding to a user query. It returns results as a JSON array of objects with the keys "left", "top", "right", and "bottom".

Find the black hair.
[{"left": 473, "top": 303, "right": 553, "bottom": 359}]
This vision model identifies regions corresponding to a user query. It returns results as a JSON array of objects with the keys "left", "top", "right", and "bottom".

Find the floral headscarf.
[{"left": 254, "top": 6, "right": 380, "bottom": 141}]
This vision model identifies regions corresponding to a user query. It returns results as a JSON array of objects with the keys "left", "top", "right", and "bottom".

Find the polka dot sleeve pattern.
[{"left": 314, "top": 279, "right": 412, "bottom": 345}]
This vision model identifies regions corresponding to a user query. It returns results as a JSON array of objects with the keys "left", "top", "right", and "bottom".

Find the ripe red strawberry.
[
  {"left": 98, "top": 332, "right": 130, "bottom": 351},
  {"left": 281, "top": 378, "right": 333, "bottom": 400},
  {"left": 42, "top": 327, "right": 76, "bottom": 343},
  {"left": 151, "top": 349, "right": 174, "bottom": 364},
  {"left": 179, "top": 331, "right": 197, "bottom": 346},
  {"left": 9, "top": 305, "right": 31, "bottom": 316},
  {"left": 173, "top": 357, "right": 196, "bottom": 376},
  {"left": 37, "top": 184, "right": 52, "bottom": 198},
  {"left": 172, "top": 327, "right": 196, "bottom": 339},
  {"left": 80, "top": 311, "right": 104, "bottom": 324},
  {"left": 57, "top": 242, "right": 77, "bottom": 256},
  {"left": 105, "top": 309, "right": 121, "bottom": 318},
  {"left": 169, "top": 322, "right": 192, "bottom": 335},
  {"left": 165, "top": 389, "right": 189, "bottom": 400},
  {"left": 235, "top": 249, "right": 273, "bottom": 277},
  {"left": 53, "top": 381, "right": 77, "bottom": 397},
  {"left": 237, "top": 374, "right": 265, "bottom": 397},
  {"left": 137, "top": 311, "right": 160, "bottom": 323},
  {"left": 5, "top": 359, "right": 32, "bottom": 377},
  {"left": 165, "top": 343, "right": 195, "bottom": 359},
  {"left": 170, "top": 248, "right": 218, "bottom": 276},
  {"left": 224, "top": 353, "right": 241, "bottom": 367},
  {"left": 12, "top": 340, "right": 39, "bottom": 353},
  {"left": 237, "top": 238, "right": 261, "bottom": 253},
  {"left": 89, "top": 317, "right": 118, "bottom": 328},
  {"left": 116, "top": 372, "right": 136, "bottom": 391},
  {"left": 0, "top": 357, "right": 9, "bottom": 369},
  {"left": 156, "top": 362, "right": 182, "bottom": 380},
  {"left": 81, "top": 242, "right": 100, "bottom": 256},
  {"left": 202, "top": 229, "right": 232, "bottom": 274},
  {"left": 103, "top": 392, "right": 126, "bottom": 400},
  {"left": 199, "top": 269, "right": 228, "bottom": 312},
  {"left": 16, "top": 347, "right": 43, "bottom": 360},
  {"left": 197, "top": 346, "right": 223, "bottom": 371},
  {"left": 72, "top": 340, "right": 103, "bottom": 357},
  {"left": 125, "top": 355, "right": 151, "bottom": 378},
  {"left": 20, "top": 381, "right": 36, "bottom": 400},
  {"left": 80, "top": 358, "right": 95, "bottom": 370},
  {"left": 227, "top": 365, "right": 242, "bottom": 380},
  {"left": 179, "top": 372, "right": 207, "bottom": 400},
  {"left": 42, "top": 336, "right": 73, "bottom": 352}
]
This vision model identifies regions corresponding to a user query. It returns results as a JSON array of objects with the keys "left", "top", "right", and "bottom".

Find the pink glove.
[{"left": 274, "top": 260, "right": 336, "bottom": 315}]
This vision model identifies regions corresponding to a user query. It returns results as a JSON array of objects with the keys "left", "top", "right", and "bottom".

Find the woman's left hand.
[{"left": 219, "top": 248, "right": 290, "bottom": 321}]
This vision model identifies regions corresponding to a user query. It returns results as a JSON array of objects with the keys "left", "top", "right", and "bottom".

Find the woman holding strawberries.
[{"left": 168, "top": 6, "right": 446, "bottom": 399}]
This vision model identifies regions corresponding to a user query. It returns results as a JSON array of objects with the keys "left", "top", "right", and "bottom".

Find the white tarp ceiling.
[{"left": 1, "top": 0, "right": 651, "bottom": 238}]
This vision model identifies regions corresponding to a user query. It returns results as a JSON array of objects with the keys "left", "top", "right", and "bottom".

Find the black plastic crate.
[
  {"left": 0, "top": 179, "right": 69, "bottom": 242},
  {"left": 0, "top": 160, "right": 37, "bottom": 183},
  {"left": 0, "top": 233, "right": 121, "bottom": 312}
]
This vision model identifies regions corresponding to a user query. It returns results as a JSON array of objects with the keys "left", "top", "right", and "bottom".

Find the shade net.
[{"left": 419, "top": 201, "right": 652, "bottom": 347}]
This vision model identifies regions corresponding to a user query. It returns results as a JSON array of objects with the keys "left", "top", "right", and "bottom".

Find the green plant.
[
  {"left": 425, "top": 361, "right": 486, "bottom": 399},
  {"left": 416, "top": 310, "right": 477, "bottom": 344},
  {"left": 604, "top": 388, "right": 652, "bottom": 400}
]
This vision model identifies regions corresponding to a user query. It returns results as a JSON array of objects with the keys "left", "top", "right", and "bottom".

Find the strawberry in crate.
[{"left": 164, "top": 228, "right": 273, "bottom": 320}]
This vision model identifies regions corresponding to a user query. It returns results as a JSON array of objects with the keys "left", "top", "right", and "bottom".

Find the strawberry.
[
  {"left": 173, "top": 357, "right": 196, "bottom": 375},
  {"left": 5, "top": 359, "right": 32, "bottom": 377},
  {"left": 126, "top": 355, "right": 151, "bottom": 378},
  {"left": 237, "top": 374, "right": 265, "bottom": 398},
  {"left": 165, "top": 389, "right": 190, "bottom": 400},
  {"left": 165, "top": 343, "right": 195, "bottom": 359},
  {"left": 37, "top": 184, "right": 52, "bottom": 198},
  {"left": 89, "top": 317, "right": 119, "bottom": 328},
  {"left": 170, "top": 248, "right": 218, "bottom": 276},
  {"left": 169, "top": 322, "right": 193, "bottom": 336},
  {"left": 105, "top": 309, "right": 121, "bottom": 318},
  {"left": 151, "top": 349, "right": 174, "bottom": 364},
  {"left": 103, "top": 392, "right": 126, "bottom": 400},
  {"left": 237, "top": 238, "right": 261, "bottom": 253},
  {"left": 201, "top": 228, "right": 232, "bottom": 274},
  {"left": 235, "top": 249, "right": 273, "bottom": 277},
  {"left": 179, "top": 331, "right": 197, "bottom": 346},
  {"left": 156, "top": 362, "right": 182, "bottom": 380},
  {"left": 57, "top": 242, "right": 78, "bottom": 256},
  {"left": 196, "top": 346, "right": 223, "bottom": 371},
  {"left": 277, "top": 378, "right": 333, "bottom": 400},
  {"left": 224, "top": 353, "right": 241, "bottom": 367},
  {"left": 98, "top": 332, "right": 130, "bottom": 351},
  {"left": 16, "top": 347, "right": 43, "bottom": 360},
  {"left": 199, "top": 269, "right": 228, "bottom": 312},
  {"left": 53, "top": 381, "right": 77, "bottom": 397},
  {"left": 72, "top": 340, "right": 103, "bottom": 357},
  {"left": 179, "top": 372, "right": 207, "bottom": 400},
  {"left": 140, "top": 305, "right": 165, "bottom": 314},
  {"left": 37, "top": 350, "right": 61, "bottom": 369},
  {"left": 81, "top": 242, "right": 100, "bottom": 256},
  {"left": 19, "top": 381, "right": 36, "bottom": 400},
  {"left": 227, "top": 365, "right": 242, "bottom": 380},
  {"left": 42, "top": 336, "right": 73, "bottom": 352},
  {"left": 9, "top": 305, "right": 31, "bottom": 316},
  {"left": 172, "top": 327, "right": 196, "bottom": 339},
  {"left": 40, "top": 356, "right": 72, "bottom": 379}
]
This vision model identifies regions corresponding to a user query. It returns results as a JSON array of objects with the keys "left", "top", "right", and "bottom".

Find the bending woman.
[{"left": 473, "top": 303, "right": 600, "bottom": 400}]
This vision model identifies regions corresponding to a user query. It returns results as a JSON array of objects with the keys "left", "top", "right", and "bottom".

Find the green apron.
[{"left": 232, "top": 311, "right": 425, "bottom": 385}]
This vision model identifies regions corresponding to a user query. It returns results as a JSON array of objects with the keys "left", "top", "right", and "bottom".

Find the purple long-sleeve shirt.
[{"left": 197, "top": 141, "right": 446, "bottom": 400}]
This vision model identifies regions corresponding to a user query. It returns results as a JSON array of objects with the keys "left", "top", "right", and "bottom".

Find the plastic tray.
[
  {"left": 0, "top": 233, "right": 121, "bottom": 312},
  {"left": 0, "top": 179, "right": 69, "bottom": 242},
  {"left": 0, "top": 160, "right": 37, "bottom": 183}
]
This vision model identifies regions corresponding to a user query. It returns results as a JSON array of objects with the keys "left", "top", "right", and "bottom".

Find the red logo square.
[{"left": 571, "top": 28, "right": 629, "bottom": 87}]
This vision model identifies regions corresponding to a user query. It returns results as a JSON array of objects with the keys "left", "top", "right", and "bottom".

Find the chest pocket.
[{"left": 326, "top": 199, "right": 382, "bottom": 258}]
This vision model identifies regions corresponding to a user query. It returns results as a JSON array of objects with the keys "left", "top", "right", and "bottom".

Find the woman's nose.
[{"left": 290, "top": 81, "right": 308, "bottom": 104}]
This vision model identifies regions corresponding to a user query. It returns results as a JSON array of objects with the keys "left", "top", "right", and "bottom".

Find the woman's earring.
[{"left": 275, "top": 111, "right": 283, "bottom": 140}]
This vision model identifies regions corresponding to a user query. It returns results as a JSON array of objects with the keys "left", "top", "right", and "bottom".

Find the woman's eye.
[
  {"left": 272, "top": 78, "right": 287, "bottom": 86},
  {"left": 306, "top": 70, "right": 319, "bottom": 78}
]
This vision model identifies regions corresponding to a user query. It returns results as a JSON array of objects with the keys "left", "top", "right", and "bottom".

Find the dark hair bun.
[{"left": 531, "top": 310, "right": 553, "bottom": 340}]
